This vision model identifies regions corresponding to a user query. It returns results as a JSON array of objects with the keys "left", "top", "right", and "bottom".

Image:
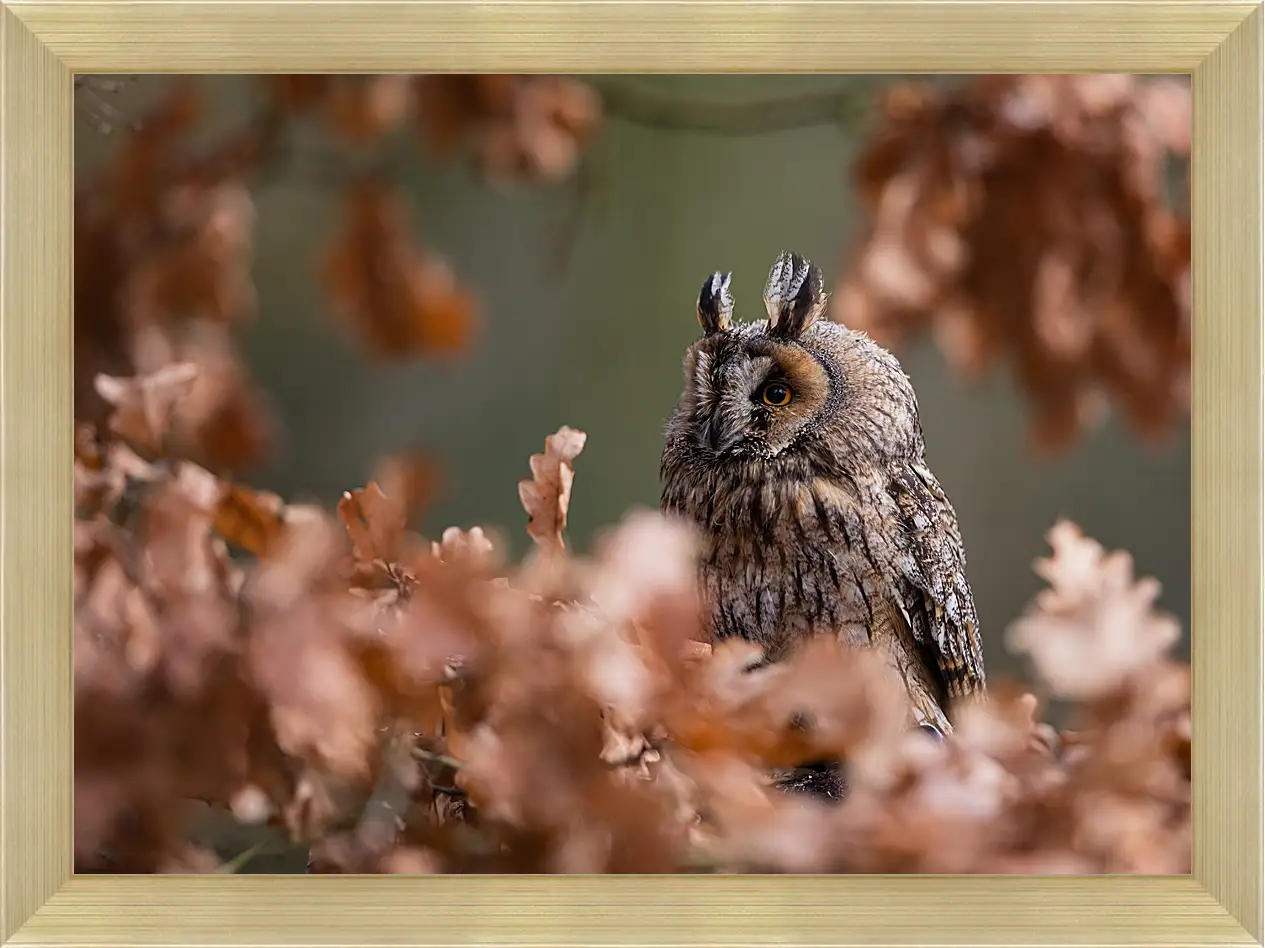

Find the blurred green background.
[{"left": 76, "top": 74, "right": 1191, "bottom": 683}]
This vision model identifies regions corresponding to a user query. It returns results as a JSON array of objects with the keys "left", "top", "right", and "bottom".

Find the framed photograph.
[{"left": 3, "top": 1, "right": 1261, "bottom": 945}]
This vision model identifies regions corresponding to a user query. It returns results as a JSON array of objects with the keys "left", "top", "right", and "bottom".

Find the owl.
[{"left": 660, "top": 251, "right": 986, "bottom": 735}]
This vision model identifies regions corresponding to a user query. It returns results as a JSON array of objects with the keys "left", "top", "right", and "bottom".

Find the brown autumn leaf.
[
  {"left": 323, "top": 181, "right": 478, "bottom": 360},
  {"left": 496, "top": 76, "right": 601, "bottom": 182},
  {"left": 146, "top": 322, "right": 276, "bottom": 474},
  {"left": 1005, "top": 520, "right": 1182, "bottom": 700},
  {"left": 110, "top": 80, "right": 204, "bottom": 226},
  {"left": 94, "top": 362, "right": 200, "bottom": 458},
  {"left": 415, "top": 75, "right": 600, "bottom": 183},
  {"left": 125, "top": 183, "right": 257, "bottom": 330},
  {"left": 836, "top": 74, "right": 1190, "bottom": 453},
  {"left": 73, "top": 420, "right": 1194, "bottom": 874},
  {"left": 251, "top": 597, "right": 382, "bottom": 781},
  {"left": 214, "top": 483, "right": 287, "bottom": 557},
  {"left": 414, "top": 75, "right": 519, "bottom": 157},
  {"left": 682, "top": 640, "right": 714, "bottom": 663},
  {"left": 265, "top": 75, "right": 333, "bottom": 115},
  {"left": 75, "top": 79, "right": 273, "bottom": 461},
  {"left": 373, "top": 454, "right": 439, "bottom": 527},
  {"left": 338, "top": 482, "right": 402, "bottom": 567},
  {"left": 325, "top": 76, "right": 415, "bottom": 146},
  {"left": 431, "top": 526, "right": 496, "bottom": 566},
  {"left": 518, "top": 425, "right": 587, "bottom": 554},
  {"left": 190, "top": 379, "right": 277, "bottom": 475},
  {"left": 76, "top": 422, "right": 105, "bottom": 471},
  {"left": 337, "top": 455, "right": 437, "bottom": 575}
]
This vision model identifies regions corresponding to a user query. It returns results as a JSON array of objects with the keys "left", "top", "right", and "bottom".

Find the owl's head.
[{"left": 664, "top": 251, "right": 924, "bottom": 475}]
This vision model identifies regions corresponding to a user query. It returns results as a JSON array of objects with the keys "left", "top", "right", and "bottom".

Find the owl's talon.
[{"left": 775, "top": 758, "right": 848, "bottom": 804}]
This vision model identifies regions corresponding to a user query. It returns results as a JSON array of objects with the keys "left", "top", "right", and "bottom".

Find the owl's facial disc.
[
  {"left": 687, "top": 336, "right": 833, "bottom": 461},
  {"left": 689, "top": 346, "right": 770, "bottom": 455},
  {"left": 750, "top": 341, "right": 833, "bottom": 457}
]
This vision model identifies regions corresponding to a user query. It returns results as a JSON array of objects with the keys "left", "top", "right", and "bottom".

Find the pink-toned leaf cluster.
[
  {"left": 413, "top": 75, "right": 601, "bottom": 183},
  {"left": 74, "top": 74, "right": 1190, "bottom": 875},
  {"left": 836, "top": 75, "right": 1190, "bottom": 452},
  {"left": 76, "top": 82, "right": 276, "bottom": 473},
  {"left": 322, "top": 182, "right": 478, "bottom": 361},
  {"left": 266, "top": 74, "right": 600, "bottom": 183},
  {"left": 76, "top": 76, "right": 601, "bottom": 456},
  {"left": 77, "top": 389, "right": 1191, "bottom": 874}
]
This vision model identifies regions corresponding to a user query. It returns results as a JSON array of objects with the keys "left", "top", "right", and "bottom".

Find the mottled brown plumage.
[{"left": 661, "top": 251, "right": 986, "bottom": 735}]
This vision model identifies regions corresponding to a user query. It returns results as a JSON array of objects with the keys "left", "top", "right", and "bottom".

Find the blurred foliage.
[
  {"left": 77, "top": 411, "right": 1189, "bottom": 874},
  {"left": 75, "top": 75, "right": 600, "bottom": 474},
  {"left": 835, "top": 74, "right": 1190, "bottom": 452},
  {"left": 73, "top": 74, "right": 1191, "bottom": 874}
]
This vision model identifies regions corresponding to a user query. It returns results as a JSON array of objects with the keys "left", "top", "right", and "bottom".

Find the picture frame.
[{"left": 3, "top": 2, "right": 1261, "bottom": 945}]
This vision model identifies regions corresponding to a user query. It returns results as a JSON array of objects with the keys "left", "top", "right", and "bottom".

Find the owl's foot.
[
  {"left": 774, "top": 758, "right": 848, "bottom": 804},
  {"left": 774, "top": 724, "right": 943, "bottom": 805}
]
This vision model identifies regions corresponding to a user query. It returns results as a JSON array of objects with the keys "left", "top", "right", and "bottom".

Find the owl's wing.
[{"left": 886, "top": 461, "right": 987, "bottom": 700}]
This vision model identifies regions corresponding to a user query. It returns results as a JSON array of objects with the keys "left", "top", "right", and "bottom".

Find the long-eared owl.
[{"left": 660, "top": 251, "right": 986, "bottom": 734}]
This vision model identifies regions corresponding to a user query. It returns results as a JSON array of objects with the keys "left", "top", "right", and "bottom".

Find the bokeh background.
[
  {"left": 75, "top": 74, "right": 1191, "bottom": 671},
  {"left": 75, "top": 74, "right": 1191, "bottom": 870}
]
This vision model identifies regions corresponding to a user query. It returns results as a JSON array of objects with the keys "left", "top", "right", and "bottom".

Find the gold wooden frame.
[{"left": 2, "top": 1, "right": 1261, "bottom": 945}]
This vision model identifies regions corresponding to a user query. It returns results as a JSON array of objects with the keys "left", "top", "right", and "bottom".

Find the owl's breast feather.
[{"left": 688, "top": 480, "right": 883, "bottom": 657}]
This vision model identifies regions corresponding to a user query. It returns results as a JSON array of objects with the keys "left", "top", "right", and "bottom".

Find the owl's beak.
[{"left": 701, "top": 415, "right": 739, "bottom": 454}]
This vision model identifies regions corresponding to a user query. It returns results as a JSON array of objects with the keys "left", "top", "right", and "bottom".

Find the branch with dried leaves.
[
  {"left": 79, "top": 73, "right": 1190, "bottom": 458},
  {"left": 74, "top": 74, "right": 1192, "bottom": 872},
  {"left": 585, "top": 77, "right": 876, "bottom": 136},
  {"left": 77, "top": 363, "right": 1190, "bottom": 875},
  {"left": 75, "top": 75, "right": 601, "bottom": 474},
  {"left": 834, "top": 74, "right": 1191, "bottom": 452}
]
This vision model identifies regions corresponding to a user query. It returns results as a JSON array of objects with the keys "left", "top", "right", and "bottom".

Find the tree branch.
[{"left": 586, "top": 77, "right": 881, "bottom": 136}]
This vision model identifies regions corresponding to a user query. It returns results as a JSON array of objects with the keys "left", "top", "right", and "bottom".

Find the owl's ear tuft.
[
  {"left": 764, "top": 251, "right": 826, "bottom": 340},
  {"left": 697, "top": 271, "right": 734, "bottom": 334}
]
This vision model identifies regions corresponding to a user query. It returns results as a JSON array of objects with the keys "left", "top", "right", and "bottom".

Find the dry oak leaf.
[
  {"left": 338, "top": 456, "right": 436, "bottom": 569},
  {"left": 214, "top": 483, "right": 287, "bottom": 557},
  {"left": 266, "top": 75, "right": 333, "bottom": 115},
  {"left": 75, "top": 422, "right": 105, "bottom": 471},
  {"left": 1005, "top": 520, "right": 1181, "bottom": 701},
  {"left": 325, "top": 76, "right": 415, "bottom": 146},
  {"left": 431, "top": 525, "right": 497, "bottom": 566},
  {"left": 251, "top": 596, "right": 382, "bottom": 781},
  {"left": 151, "top": 321, "right": 277, "bottom": 473},
  {"left": 339, "top": 482, "right": 404, "bottom": 567},
  {"left": 94, "top": 362, "right": 199, "bottom": 457},
  {"left": 323, "top": 182, "right": 477, "bottom": 360},
  {"left": 682, "top": 640, "right": 714, "bottom": 663},
  {"left": 518, "top": 426, "right": 587, "bottom": 554}
]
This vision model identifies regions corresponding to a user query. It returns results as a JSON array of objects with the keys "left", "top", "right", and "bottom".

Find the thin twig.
[
  {"left": 412, "top": 747, "right": 462, "bottom": 771},
  {"left": 548, "top": 141, "right": 606, "bottom": 278},
  {"left": 216, "top": 839, "right": 268, "bottom": 874},
  {"left": 74, "top": 75, "right": 142, "bottom": 136},
  {"left": 353, "top": 725, "right": 420, "bottom": 845}
]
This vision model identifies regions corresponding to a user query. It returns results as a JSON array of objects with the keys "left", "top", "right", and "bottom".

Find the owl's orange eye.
[{"left": 760, "top": 382, "right": 793, "bottom": 407}]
